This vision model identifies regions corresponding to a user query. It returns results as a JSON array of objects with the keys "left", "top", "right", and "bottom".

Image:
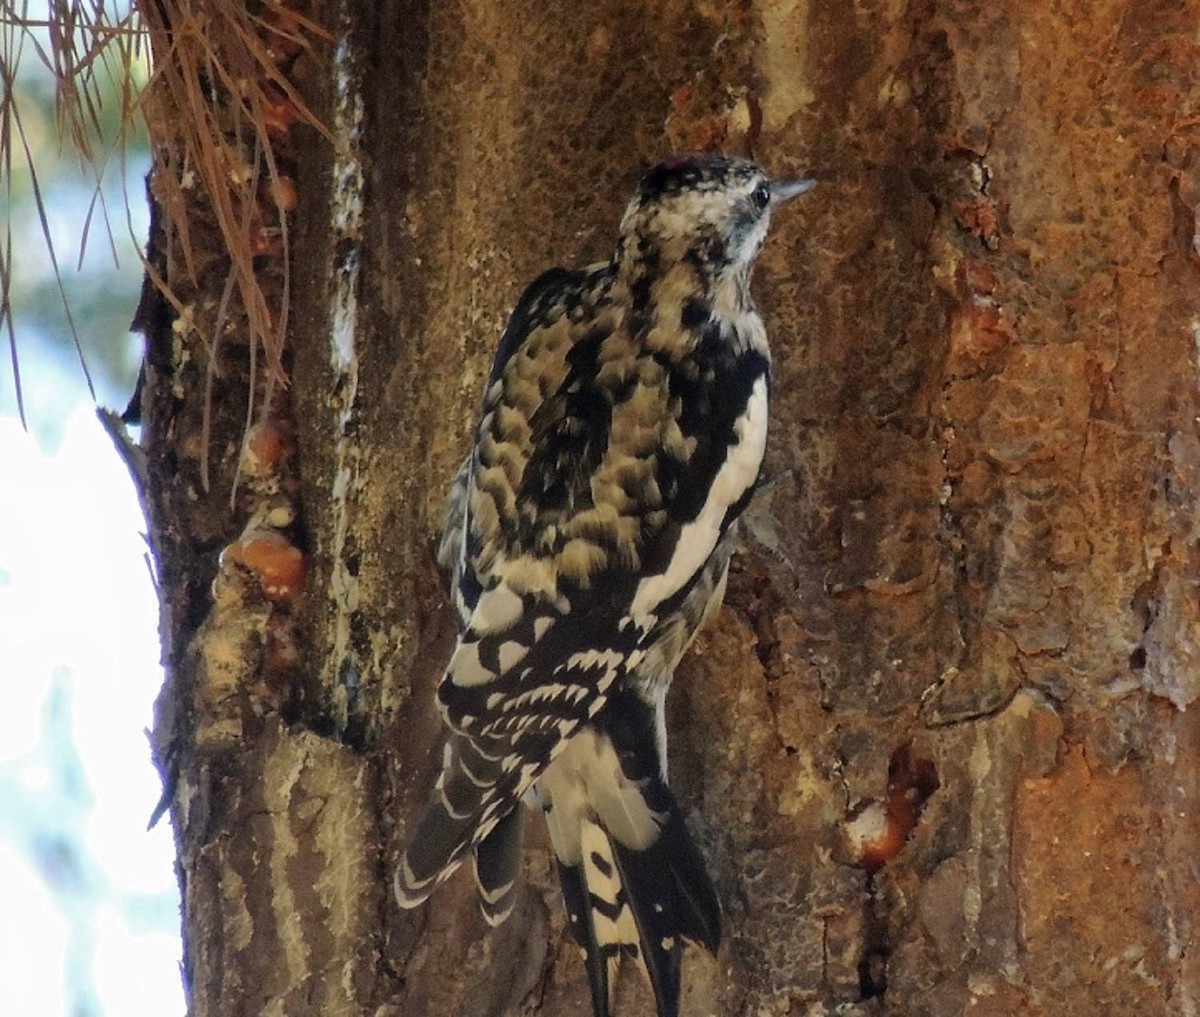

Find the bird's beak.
[{"left": 770, "top": 178, "right": 817, "bottom": 204}]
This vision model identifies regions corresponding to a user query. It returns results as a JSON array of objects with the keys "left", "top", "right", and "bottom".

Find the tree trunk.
[{"left": 127, "top": 1, "right": 1199, "bottom": 1015}]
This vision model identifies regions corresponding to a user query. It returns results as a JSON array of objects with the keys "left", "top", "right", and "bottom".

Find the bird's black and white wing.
[
  {"left": 398, "top": 249, "right": 767, "bottom": 847},
  {"left": 396, "top": 153, "right": 808, "bottom": 1017}
]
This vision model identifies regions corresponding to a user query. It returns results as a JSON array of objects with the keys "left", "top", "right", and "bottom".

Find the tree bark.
[{"left": 129, "top": 1, "right": 1200, "bottom": 1015}]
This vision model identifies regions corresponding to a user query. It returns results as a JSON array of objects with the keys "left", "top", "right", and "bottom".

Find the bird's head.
[{"left": 617, "top": 154, "right": 814, "bottom": 276}]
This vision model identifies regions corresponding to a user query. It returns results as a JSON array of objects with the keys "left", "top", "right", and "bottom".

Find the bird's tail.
[
  {"left": 395, "top": 732, "right": 525, "bottom": 923},
  {"left": 555, "top": 799, "right": 720, "bottom": 1017},
  {"left": 541, "top": 689, "right": 721, "bottom": 1017}
]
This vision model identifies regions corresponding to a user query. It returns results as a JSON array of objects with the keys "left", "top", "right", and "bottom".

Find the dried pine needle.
[{"left": 0, "top": 1, "right": 327, "bottom": 438}]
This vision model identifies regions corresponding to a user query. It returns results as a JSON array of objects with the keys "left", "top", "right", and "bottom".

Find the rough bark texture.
[{"left": 132, "top": 2, "right": 1199, "bottom": 1016}]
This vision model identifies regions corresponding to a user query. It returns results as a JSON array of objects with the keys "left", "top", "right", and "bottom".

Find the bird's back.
[{"left": 397, "top": 153, "right": 812, "bottom": 1017}]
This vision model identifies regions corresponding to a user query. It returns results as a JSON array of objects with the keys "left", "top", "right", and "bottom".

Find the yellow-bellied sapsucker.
[{"left": 395, "top": 154, "right": 813, "bottom": 1017}]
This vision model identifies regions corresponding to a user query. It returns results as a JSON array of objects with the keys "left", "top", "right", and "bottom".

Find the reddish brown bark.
[{"left": 130, "top": 2, "right": 1199, "bottom": 1015}]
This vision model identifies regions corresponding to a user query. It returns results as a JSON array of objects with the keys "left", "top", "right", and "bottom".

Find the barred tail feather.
[
  {"left": 535, "top": 690, "right": 722, "bottom": 1017},
  {"left": 558, "top": 809, "right": 720, "bottom": 1017},
  {"left": 557, "top": 819, "right": 642, "bottom": 1017},
  {"left": 558, "top": 844, "right": 614, "bottom": 1017}
]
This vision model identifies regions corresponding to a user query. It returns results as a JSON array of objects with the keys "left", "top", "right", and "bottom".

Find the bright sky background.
[
  {"left": 1, "top": 7, "right": 184, "bottom": 1013},
  {"left": 0, "top": 413, "right": 183, "bottom": 1017}
]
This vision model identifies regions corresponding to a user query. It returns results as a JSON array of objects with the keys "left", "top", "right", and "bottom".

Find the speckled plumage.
[{"left": 398, "top": 154, "right": 812, "bottom": 1017}]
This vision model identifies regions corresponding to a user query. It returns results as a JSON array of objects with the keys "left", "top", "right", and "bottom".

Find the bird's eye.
[{"left": 750, "top": 182, "right": 771, "bottom": 211}]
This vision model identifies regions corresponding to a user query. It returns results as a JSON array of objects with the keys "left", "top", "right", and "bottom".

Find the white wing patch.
[
  {"left": 497, "top": 640, "right": 528, "bottom": 672},
  {"left": 631, "top": 376, "right": 768, "bottom": 618},
  {"left": 446, "top": 642, "right": 496, "bottom": 688},
  {"left": 472, "top": 584, "right": 524, "bottom": 633}
]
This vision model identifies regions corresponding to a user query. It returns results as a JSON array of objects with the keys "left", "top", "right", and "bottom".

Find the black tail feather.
[
  {"left": 394, "top": 792, "right": 474, "bottom": 908},
  {"left": 545, "top": 689, "right": 723, "bottom": 1017},
  {"left": 609, "top": 798, "right": 721, "bottom": 1017},
  {"left": 474, "top": 804, "right": 524, "bottom": 925},
  {"left": 555, "top": 797, "right": 720, "bottom": 1017},
  {"left": 558, "top": 859, "right": 613, "bottom": 1017}
]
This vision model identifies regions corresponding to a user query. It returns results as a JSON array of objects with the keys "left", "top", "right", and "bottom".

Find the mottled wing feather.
[
  {"left": 487, "top": 266, "right": 592, "bottom": 386},
  {"left": 667, "top": 337, "right": 772, "bottom": 527},
  {"left": 438, "top": 453, "right": 473, "bottom": 627},
  {"left": 518, "top": 329, "right": 613, "bottom": 518},
  {"left": 438, "top": 600, "right": 646, "bottom": 771},
  {"left": 404, "top": 248, "right": 770, "bottom": 934},
  {"left": 398, "top": 604, "right": 649, "bottom": 905}
]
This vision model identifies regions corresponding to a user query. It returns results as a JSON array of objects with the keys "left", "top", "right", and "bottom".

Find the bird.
[{"left": 395, "top": 153, "right": 814, "bottom": 1017}]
